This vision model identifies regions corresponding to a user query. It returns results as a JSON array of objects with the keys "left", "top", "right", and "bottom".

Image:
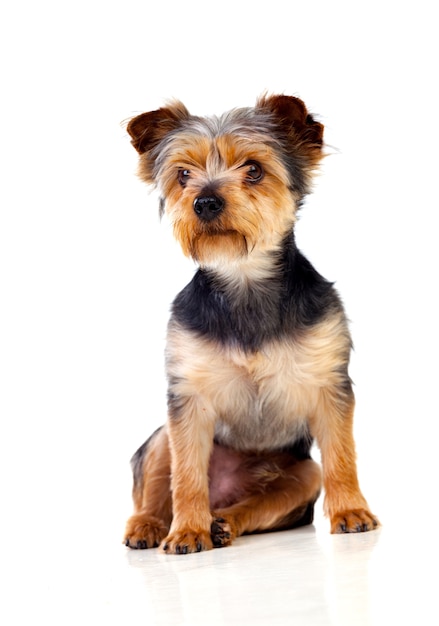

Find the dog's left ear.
[{"left": 257, "top": 94, "right": 324, "bottom": 153}]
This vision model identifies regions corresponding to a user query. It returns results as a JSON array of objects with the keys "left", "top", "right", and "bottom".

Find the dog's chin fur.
[{"left": 187, "top": 230, "right": 249, "bottom": 266}]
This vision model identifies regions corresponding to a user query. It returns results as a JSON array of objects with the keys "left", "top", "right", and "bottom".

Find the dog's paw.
[
  {"left": 211, "top": 517, "right": 234, "bottom": 548},
  {"left": 124, "top": 514, "right": 169, "bottom": 549},
  {"left": 161, "top": 528, "right": 214, "bottom": 554},
  {"left": 330, "top": 509, "right": 379, "bottom": 534}
]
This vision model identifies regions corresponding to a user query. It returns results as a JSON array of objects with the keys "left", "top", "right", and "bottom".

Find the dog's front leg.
[
  {"left": 312, "top": 387, "right": 379, "bottom": 533},
  {"left": 161, "top": 398, "right": 215, "bottom": 554}
]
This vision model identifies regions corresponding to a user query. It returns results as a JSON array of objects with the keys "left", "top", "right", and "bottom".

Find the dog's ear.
[
  {"left": 257, "top": 94, "right": 324, "bottom": 152},
  {"left": 127, "top": 101, "right": 190, "bottom": 155}
]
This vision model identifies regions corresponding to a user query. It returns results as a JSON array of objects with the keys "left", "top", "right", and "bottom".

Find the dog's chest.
[
  {"left": 210, "top": 341, "right": 318, "bottom": 449},
  {"left": 166, "top": 321, "right": 343, "bottom": 450}
]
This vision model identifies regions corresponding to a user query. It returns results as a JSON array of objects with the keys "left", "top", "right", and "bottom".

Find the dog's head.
[{"left": 127, "top": 95, "right": 324, "bottom": 268}]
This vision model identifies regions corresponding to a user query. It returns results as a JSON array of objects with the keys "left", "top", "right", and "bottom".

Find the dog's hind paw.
[
  {"left": 211, "top": 517, "right": 234, "bottom": 548},
  {"left": 330, "top": 509, "right": 379, "bottom": 534}
]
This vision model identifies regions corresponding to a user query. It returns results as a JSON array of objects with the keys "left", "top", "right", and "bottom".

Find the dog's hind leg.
[
  {"left": 124, "top": 426, "right": 173, "bottom": 549},
  {"left": 211, "top": 458, "right": 322, "bottom": 547}
]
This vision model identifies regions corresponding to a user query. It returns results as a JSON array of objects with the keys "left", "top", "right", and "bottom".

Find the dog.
[{"left": 123, "top": 94, "right": 378, "bottom": 554}]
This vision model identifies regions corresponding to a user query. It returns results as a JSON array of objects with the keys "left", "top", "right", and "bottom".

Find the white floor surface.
[{"left": 2, "top": 492, "right": 436, "bottom": 626}]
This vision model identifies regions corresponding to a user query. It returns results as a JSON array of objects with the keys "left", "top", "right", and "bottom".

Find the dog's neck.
[
  {"left": 171, "top": 231, "right": 335, "bottom": 351},
  {"left": 206, "top": 251, "right": 278, "bottom": 289},
  {"left": 199, "top": 236, "right": 292, "bottom": 298}
]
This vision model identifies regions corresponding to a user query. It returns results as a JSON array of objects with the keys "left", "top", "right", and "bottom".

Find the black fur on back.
[{"left": 130, "top": 426, "right": 163, "bottom": 488}]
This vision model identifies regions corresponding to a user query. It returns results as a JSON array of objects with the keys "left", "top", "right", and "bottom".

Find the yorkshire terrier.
[{"left": 124, "top": 94, "right": 378, "bottom": 554}]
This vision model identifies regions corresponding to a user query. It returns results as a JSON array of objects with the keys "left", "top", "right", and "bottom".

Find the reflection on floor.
[{"left": 3, "top": 501, "right": 436, "bottom": 626}]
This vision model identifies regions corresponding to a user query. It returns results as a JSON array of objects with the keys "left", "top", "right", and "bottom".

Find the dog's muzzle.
[{"left": 193, "top": 195, "right": 225, "bottom": 222}]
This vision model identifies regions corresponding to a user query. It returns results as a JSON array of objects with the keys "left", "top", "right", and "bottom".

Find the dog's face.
[{"left": 127, "top": 95, "right": 324, "bottom": 269}]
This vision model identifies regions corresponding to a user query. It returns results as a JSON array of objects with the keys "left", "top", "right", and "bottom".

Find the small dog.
[{"left": 124, "top": 94, "right": 378, "bottom": 554}]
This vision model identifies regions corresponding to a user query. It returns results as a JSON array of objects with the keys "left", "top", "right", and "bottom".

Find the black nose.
[{"left": 193, "top": 195, "right": 225, "bottom": 221}]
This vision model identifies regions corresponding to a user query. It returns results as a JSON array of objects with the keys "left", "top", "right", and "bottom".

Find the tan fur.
[
  {"left": 152, "top": 135, "right": 298, "bottom": 265},
  {"left": 126, "top": 425, "right": 323, "bottom": 552},
  {"left": 124, "top": 427, "right": 172, "bottom": 548},
  {"left": 165, "top": 313, "right": 351, "bottom": 452},
  {"left": 310, "top": 390, "right": 375, "bottom": 532},
  {"left": 215, "top": 459, "right": 322, "bottom": 541}
]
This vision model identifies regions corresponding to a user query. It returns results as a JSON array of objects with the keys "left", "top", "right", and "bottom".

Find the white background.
[{"left": 1, "top": 0, "right": 438, "bottom": 610}]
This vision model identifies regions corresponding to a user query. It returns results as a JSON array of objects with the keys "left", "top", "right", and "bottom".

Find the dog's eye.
[
  {"left": 177, "top": 169, "right": 191, "bottom": 187},
  {"left": 243, "top": 161, "right": 264, "bottom": 183}
]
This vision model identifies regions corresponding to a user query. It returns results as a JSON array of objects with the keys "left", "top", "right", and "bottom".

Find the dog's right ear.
[{"left": 127, "top": 101, "right": 189, "bottom": 155}]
